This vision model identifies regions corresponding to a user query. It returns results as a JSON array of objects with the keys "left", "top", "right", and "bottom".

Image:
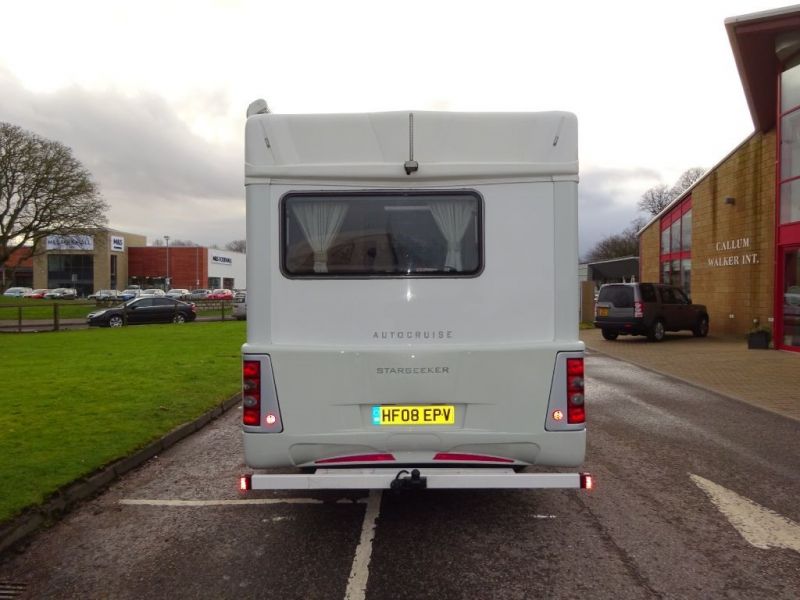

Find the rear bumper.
[
  {"left": 593, "top": 319, "right": 647, "bottom": 335},
  {"left": 242, "top": 468, "right": 593, "bottom": 490}
]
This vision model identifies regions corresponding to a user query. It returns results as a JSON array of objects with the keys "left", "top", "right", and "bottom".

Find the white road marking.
[
  {"left": 531, "top": 514, "right": 557, "bottom": 519},
  {"left": 344, "top": 489, "right": 382, "bottom": 600},
  {"left": 120, "top": 498, "right": 366, "bottom": 506},
  {"left": 690, "top": 474, "right": 800, "bottom": 553}
]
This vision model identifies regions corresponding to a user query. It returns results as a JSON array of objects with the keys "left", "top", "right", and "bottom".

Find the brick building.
[
  {"left": 638, "top": 5, "right": 800, "bottom": 352},
  {"left": 127, "top": 246, "right": 245, "bottom": 291},
  {"left": 29, "top": 231, "right": 246, "bottom": 295},
  {"left": 1, "top": 246, "right": 34, "bottom": 289}
]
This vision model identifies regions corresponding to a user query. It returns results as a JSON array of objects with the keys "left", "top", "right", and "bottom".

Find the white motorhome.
[{"left": 240, "top": 102, "right": 590, "bottom": 491}]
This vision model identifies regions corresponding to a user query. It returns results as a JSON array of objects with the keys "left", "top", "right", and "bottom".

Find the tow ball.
[{"left": 390, "top": 469, "right": 427, "bottom": 491}]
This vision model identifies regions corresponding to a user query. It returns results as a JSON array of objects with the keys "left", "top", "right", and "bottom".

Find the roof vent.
[{"left": 247, "top": 99, "right": 270, "bottom": 118}]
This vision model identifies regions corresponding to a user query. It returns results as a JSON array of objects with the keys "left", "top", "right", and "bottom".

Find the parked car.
[
  {"left": 188, "top": 289, "right": 212, "bottom": 300},
  {"left": 2, "top": 287, "right": 32, "bottom": 297},
  {"left": 166, "top": 288, "right": 190, "bottom": 300},
  {"left": 44, "top": 288, "right": 78, "bottom": 300},
  {"left": 88, "top": 289, "right": 122, "bottom": 301},
  {"left": 139, "top": 288, "right": 166, "bottom": 297},
  {"left": 119, "top": 288, "right": 142, "bottom": 301},
  {"left": 233, "top": 290, "right": 247, "bottom": 320},
  {"left": 86, "top": 297, "right": 197, "bottom": 327},
  {"left": 26, "top": 289, "right": 49, "bottom": 299},
  {"left": 594, "top": 282, "right": 709, "bottom": 342},
  {"left": 207, "top": 288, "right": 234, "bottom": 300}
]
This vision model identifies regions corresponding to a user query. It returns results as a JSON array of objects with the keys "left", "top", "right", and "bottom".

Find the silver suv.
[{"left": 594, "top": 283, "right": 709, "bottom": 342}]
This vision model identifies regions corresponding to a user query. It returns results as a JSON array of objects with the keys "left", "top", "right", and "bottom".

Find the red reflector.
[
  {"left": 243, "top": 361, "right": 260, "bottom": 379},
  {"left": 433, "top": 452, "right": 515, "bottom": 463},
  {"left": 242, "top": 408, "right": 260, "bottom": 426},
  {"left": 239, "top": 475, "right": 251, "bottom": 491},
  {"left": 315, "top": 453, "right": 395, "bottom": 464},
  {"left": 568, "top": 405, "right": 585, "bottom": 423},
  {"left": 580, "top": 473, "right": 594, "bottom": 490},
  {"left": 566, "top": 358, "right": 584, "bottom": 376}
]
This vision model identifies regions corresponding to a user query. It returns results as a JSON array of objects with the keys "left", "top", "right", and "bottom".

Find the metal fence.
[{"left": 0, "top": 300, "right": 234, "bottom": 333}]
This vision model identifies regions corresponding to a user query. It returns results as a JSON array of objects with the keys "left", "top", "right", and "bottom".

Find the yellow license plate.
[
  {"left": 372, "top": 405, "right": 455, "bottom": 426},
  {"left": 598, "top": 307, "right": 609, "bottom": 317}
]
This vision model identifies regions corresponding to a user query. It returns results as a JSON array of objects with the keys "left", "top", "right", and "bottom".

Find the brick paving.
[{"left": 581, "top": 328, "right": 800, "bottom": 422}]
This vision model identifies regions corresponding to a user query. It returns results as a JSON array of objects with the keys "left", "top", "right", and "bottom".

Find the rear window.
[
  {"left": 640, "top": 284, "right": 657, "bottom": 302},
  {"left": 282, "top": 192, "right": 482, "bottom": 277},
  {"left": 598, "top": 285, "right": 634, "bottom": 308}
]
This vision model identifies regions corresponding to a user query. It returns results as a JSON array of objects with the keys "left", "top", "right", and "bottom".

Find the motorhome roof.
[{"left": 245, "top": 110, "right": 578, "bottom": 183}]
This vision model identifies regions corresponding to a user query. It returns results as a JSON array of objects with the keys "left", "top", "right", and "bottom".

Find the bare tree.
[
  {"left": 0, "top": 122, "right": 108, "bottom": 273},
  {"left": 638, "top": 167, "right": 706, "bottom": 216},
  {"left": 637, "top": 184, "right": 673, "bottom": 216},
  {"left": 225, "top": 239, "right": 246, "bottom": 253},
  {"left": 670, "top": 167, "right": 705, "bottom": 198}
]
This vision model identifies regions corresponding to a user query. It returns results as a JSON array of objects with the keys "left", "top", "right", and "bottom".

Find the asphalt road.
[{"left": 1, "top": 351, "right": 799, "bottom": 599}]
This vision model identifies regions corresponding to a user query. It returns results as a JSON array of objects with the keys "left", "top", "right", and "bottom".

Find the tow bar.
[{"left": 390, "top": 469, "right": 427, "bottom": 491}]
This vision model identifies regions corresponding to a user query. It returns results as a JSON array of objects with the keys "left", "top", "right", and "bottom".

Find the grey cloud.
[
  {"left": 0, "top": 70, "right": 243, "bottom": 246},
  {"left": 578, "top": 167, "right": 658, "bottom": 260},
  {"left": 0, "top": 70, "right": 661, "bottom": 256}
]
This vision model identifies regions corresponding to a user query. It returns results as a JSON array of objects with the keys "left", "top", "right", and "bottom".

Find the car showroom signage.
[
  {"left": 707, "top": 237, "right": 759, "bottom": 267},
  {"left": 211, "top": 254, "right": 233, "bottom": 266},
  {"left": 46, "top": 235, "right": 94, "bottom": 251},
  {"left": 110, "top": 235, "right": 125, "bottom": 252}
]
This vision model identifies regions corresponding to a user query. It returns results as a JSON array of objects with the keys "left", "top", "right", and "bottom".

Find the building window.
[
  {"left": 783, "top": 249, "right": 800, "bottom": 347},
  {"left": 110, "top": 255, "right": 118, "bottom": 289},
  {"left": 48, "top": 254, "right": 93, "bottom": 296},
  {"left": 659, "top": 197, "right": 692, "bottom": 294},
  {"left": 681, "top": 209, "right": 692, "bottom": 250},
  {"left": 779, "top": 63, "right": 800, "bottom": 224}
]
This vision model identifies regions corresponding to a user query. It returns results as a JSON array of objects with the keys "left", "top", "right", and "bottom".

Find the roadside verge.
[{"left": 0, "top": 393, "right": 241, "bottom": 556}]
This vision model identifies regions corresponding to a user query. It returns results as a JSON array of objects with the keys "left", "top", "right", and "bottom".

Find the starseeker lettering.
[{"left": 376, "top": 367, "right": 450, "bottom": 375}]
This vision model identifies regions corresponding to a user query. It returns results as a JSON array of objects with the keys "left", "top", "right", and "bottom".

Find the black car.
[
  {"left": 87, "top": 297, "right": 197, "bottom": 327},
  {"left": 593, "top": 283, "right": 709, "bottom": 342}
]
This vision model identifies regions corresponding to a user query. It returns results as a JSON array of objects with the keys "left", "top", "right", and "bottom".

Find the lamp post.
[{"left": 164, "top": 235, "right": 170, "bottom": 290}]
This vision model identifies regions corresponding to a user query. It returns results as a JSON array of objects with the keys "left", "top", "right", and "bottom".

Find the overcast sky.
[{"left": 0, "top": 0, "right": 788, "bottom": 256}]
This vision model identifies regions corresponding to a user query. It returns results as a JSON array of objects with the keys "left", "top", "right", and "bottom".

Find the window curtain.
[
  {"left": 291, "top": 202, "right": 348, "bottom": 273},
  {"left": 429, "top": 200, "right": 473, "bottom": 271}
]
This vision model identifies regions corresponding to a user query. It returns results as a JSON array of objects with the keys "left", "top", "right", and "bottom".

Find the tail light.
[
  {"left": 242, "top": 360, "right": 261, "bottom": 426},
  {"left": 634, "top": 301, "right": 643, "bottom": 318},
  {"left": 190, "top": 302, "right": 197, "bottom": 313},
  {"left": 566, "top": 357, "right": 585, "bottom": 424}
]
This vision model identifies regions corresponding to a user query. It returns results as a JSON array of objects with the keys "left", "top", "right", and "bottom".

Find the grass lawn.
[{"left": 0, "top": 320, "right": 245, "bottom": 523}]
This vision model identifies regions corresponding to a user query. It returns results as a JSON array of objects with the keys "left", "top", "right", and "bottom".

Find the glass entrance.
[{"left": 781, "top": 247, "right": 800, "bottom": 349}]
